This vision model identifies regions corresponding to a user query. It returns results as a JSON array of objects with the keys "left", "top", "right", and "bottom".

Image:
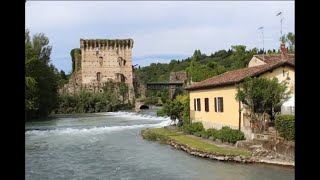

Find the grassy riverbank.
[{"left": 142, "top": 128, "right": 251, "bottom": 157}]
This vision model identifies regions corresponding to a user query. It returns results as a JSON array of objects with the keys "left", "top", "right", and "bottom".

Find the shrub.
[
  {"left": 200, "top": 130, "right": 210, "bottom": 138},
  {"left": 217, "top": 126, "right": 245, "bottom": 144},
  {"left": 141, "top": 130, "right": 158, "bottom": 141},
  {"left": 156, "top": 108, "right": 167, "bottom": 117},
  {"left": 141, "top": 130, "right": 169, "bottom": 144},
  {"left": 206, "top": 128, "right": 219, "bottom": 140},
  {"left": 275, "top": 115, "right": 294, "bottom": 141},
  {"left": 194, "top": 131, "right": 202, "bottom": 137},
  {"left": 182, "top": 122, "right": 205, "bottom": 134}
]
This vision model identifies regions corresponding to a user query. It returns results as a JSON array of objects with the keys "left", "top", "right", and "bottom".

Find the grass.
[{"left": 145, "top": 128, "right": 251, "bottom": 157}]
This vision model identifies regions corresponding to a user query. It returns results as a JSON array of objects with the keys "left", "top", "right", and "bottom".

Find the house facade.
[{"left": 185, "top": 52, "right": 295, "bottom": 139}]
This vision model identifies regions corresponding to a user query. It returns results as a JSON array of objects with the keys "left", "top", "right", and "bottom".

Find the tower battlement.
[{"left": 80, "top": 39, "right": 134, "bottom": 49}]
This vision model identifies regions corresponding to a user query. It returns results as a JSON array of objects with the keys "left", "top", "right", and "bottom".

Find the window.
[
  {"left": 197, "top": 98, "right": 201, "bottom": 111},
  {"left": 97, "top": 72, "right": 101, "bottom": 81},
  {"left": 194, "top": 98, "right": 201, "bottom": 111},
  {"left": 205, "top": 98, "right": 209, "bottom": 112},
  {"left": 214, "top": 97, "right": 223, "bottom": 112},
  {"left": 121, "top": 74, "right": 126, "bottom": 82}
]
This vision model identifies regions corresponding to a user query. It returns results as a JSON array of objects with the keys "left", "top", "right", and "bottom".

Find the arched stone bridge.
[
  {"left": 135, "top": 99, "right": 150, "bottom": 112},
  {"left": 134, "top": 82, "right": 184, "bottom": 112}
]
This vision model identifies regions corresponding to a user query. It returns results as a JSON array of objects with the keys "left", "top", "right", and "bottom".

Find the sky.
[{"left": 26, "top": 1, "right": 294, "bottom": 74}]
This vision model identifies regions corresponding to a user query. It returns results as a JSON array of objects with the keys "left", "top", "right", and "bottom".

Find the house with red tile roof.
[{"left": 185, "top": 47, "right": 294, "bottom": 139}]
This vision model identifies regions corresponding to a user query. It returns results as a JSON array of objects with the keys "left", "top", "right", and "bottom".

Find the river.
[{"left": 25, "top": 110, "right": 294, "bottom": 180}]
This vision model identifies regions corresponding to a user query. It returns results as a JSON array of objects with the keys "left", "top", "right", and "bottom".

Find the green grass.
[{"left": 146, "top": 128, "right": 251, "bottom": 157}]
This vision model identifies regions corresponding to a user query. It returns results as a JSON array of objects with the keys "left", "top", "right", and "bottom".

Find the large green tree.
[
  {"left": 229, "top": 45, "right": 257, "bottom": 70},
  {"left": 25, "top": 29, "right": 59, "bottom": 120},
  {"left": 236, "top": 77, "right": 291, "bottom": 133}
]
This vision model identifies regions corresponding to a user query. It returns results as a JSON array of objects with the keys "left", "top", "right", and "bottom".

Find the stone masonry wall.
[{"left": 63, "top": 39, "right": 135, "bottom": 102}]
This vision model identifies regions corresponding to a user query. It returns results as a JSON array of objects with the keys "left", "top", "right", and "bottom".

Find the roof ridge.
[{"left": 186, "top": 60, "right": 293, "bottom": 90}]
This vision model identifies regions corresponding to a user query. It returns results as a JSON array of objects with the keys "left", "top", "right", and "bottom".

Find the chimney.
[{"left": 280, "top": 43, "right": 288, "bottom": 61}]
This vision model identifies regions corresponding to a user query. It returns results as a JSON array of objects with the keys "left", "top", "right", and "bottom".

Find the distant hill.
[{"left": 134, "top": 45, "right": 269, "bottom": 85}]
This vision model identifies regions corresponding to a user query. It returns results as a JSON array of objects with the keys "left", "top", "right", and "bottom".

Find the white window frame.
[
  {"left": 214, "top": 97, "right": 224, "bottom": 113},
  {"left": 194, "top": 98, "right": 201, "bottom": 111}
]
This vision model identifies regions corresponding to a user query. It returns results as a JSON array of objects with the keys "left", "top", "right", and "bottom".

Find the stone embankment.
[
  {"left": 167, "top": 139, "right": 253, "bottom": 163},
  {"left": 141, "top": 127, "right": 294, "bottom": 167}
]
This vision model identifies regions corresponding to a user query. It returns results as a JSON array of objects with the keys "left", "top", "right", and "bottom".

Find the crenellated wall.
[{"left": 63, "top": 38, "right": 135, "bottom": 102}]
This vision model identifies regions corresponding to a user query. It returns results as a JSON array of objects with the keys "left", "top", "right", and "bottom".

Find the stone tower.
[{"left": 63, "top": 39, "right": 135, "bottom": 102}]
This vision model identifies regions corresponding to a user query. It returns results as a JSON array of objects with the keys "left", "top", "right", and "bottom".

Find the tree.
[
  {"left": 280, "top": 32, "right": 295, "bottom": 53},
  {"left": 236, "top": 77, "right": 291, "bottom": 133},
  {"left": 25, "top": 29, "right": 52, "bottom": 65},
  {"left": 25, "top": 29, "right": 58, "bottom": 120},
  {"left": 192, "top": 49, "right": 202, "bottom": 61},
  {"left": 26, "top": 59, "right": 58, "bottom": 118},
  {"left": 163, "top": 99, "right": 184, "bottom": 125},
  {"left": 160, "top": 95, "right": 189, "bottom": 126}
]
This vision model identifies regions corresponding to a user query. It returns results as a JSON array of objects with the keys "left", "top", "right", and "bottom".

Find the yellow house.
[{"left": 185, "top": 53, "right": 295, "bottom": 138}]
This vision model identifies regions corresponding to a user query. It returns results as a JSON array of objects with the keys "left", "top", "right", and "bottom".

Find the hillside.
[{"left": 134, "top": 45, "right": 268, "bottom": 85}]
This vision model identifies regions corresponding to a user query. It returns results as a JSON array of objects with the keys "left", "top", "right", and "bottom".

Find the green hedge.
[
  {"left": 275, "top": 115, "right": 294, "bottom": 141},
  {"left": 217, "top": 126, "right": 245, "bottom": 144},
  {"left": 206, "top": 128, "right": 219, "bottom": 140},
  {"left": 181, "top": 122, "right": 245, "bottom": 144},
  {"left": 182, "top": 122, "right": 205, "bottom": 134}
]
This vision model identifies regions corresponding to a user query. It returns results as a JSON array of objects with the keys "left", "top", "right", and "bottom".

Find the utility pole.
[
  {"left": 276, "top": 11, "right": 283, "bottom": 42},
  {"left": 258, "top": 26, "right": 264, "bottom": 59}
]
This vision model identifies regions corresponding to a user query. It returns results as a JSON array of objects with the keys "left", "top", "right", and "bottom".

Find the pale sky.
[{"left": 26, "top": 1, "right": 294, "bottom": 74}]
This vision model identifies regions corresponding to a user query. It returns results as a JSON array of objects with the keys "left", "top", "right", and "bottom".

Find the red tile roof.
[
  {"left": 186, "top": 58, "right": 294, "bottom": 90},
  {"left": 254, "top": 54, "right": 295, "bottom": 65}
]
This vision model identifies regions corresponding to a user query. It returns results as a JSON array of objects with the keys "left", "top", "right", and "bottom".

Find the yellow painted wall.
[
  {"left": 260, "top": 65, "right": 295, "bottom": 95},
  {"left": 189, "top": 86, "right": 240, "bottom": 130},
  {"left": 248, "top": 57, "right": 266, "bottom": 67},
  {"left": 188, "top": 65, "right": 295, "bottom": 130}
]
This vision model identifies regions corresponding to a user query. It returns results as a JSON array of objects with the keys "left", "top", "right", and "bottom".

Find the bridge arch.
[{"left": 139, "top": 105, "right": 149, "bottom": 109}]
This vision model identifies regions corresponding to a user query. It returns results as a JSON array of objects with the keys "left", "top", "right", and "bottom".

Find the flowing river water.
[{"left": 26, "top": 110, "right": 294, "bottom": 180}]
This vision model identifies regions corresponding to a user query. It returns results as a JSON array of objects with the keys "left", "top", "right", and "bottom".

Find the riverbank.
[{"left": 141, "top": 126, "right": 294, "bottom": 167}]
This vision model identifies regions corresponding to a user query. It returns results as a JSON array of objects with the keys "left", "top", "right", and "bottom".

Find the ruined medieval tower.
[{"left": 63, "top": 39, "right": 135, "bottom": 102}]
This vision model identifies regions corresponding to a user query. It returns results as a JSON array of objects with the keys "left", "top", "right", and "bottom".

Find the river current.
[{"left": 25, "top": 110, "right": 294, "bottom": 180}]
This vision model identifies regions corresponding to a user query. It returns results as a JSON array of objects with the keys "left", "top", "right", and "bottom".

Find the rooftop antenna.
[
  {"left": 276, "top": 11, "right": 283, "bottom": 43},
  {"left": 258, "top": 26, "right": 264, "bottom": 60}
]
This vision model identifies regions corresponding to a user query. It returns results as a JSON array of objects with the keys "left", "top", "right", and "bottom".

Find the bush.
[
  {"left": 275, "top": 115, "right": 294, "bottom": 141},
  {"left": 180, "top": 123, "right": 245, "bottom": 144},
  {"left": 194, "top": 131, "right": 202, "bottom": 137},
  {"left": 182, "top": 122, "right": 205, "bottom": 134},
  {"left": 141, "top": 129, "right": 169, "bottom": 144},
  {"left": 156, "top": 108, "right": 167, "bottom": 117},
  {"left": 200, "top": 130, "right": 210, "bottom": 139},
  {"left": 206, "top": 128, "right": 218, "bottom": 140},
  {"left": 217, "top": 126, "right": 245, "bottom": 144}
]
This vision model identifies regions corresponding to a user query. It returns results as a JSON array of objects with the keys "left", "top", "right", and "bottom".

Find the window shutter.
[
  {"left": 214, "top": 97, "right": 217, "bottom": 112},
  {"left": 220, "top": 97, "right": 224, "bottom": 112},
  {"left": 194, "top": 99, "right": 196, "bottom": 110},
  {"left": 198, "top": 99, "right": 201, "bottom": 111},
  {"left": 205, "top": 98, "right": 209, "bottom": 112}
]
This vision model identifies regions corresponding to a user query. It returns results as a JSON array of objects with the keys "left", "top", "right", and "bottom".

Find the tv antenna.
[
  {"left": 276, "top": 11, "right": 283, "bottom": 42},
  {"left": 258, "top": 26, "right": 264, "bottom": 58}
]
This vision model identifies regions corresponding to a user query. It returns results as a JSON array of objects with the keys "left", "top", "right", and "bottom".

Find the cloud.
[{"left": 26, "top": 1, "right": 294, "bottom": 72}]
